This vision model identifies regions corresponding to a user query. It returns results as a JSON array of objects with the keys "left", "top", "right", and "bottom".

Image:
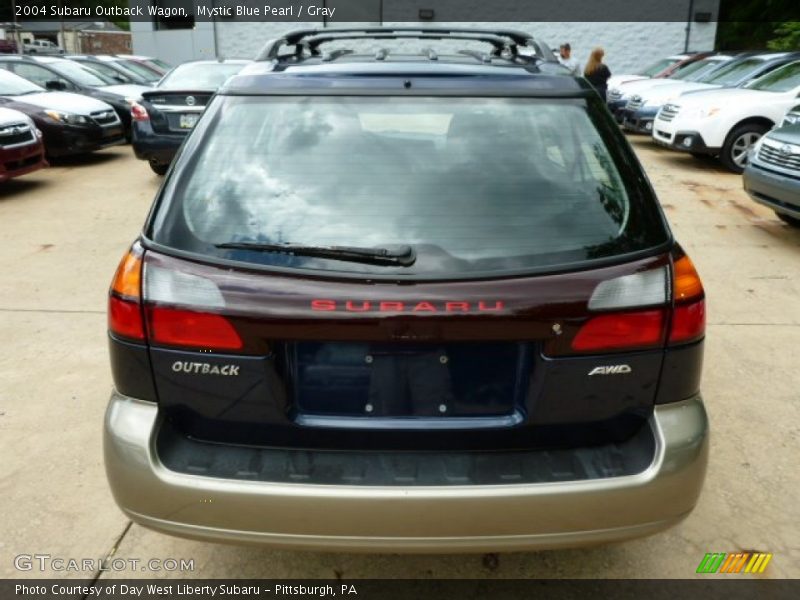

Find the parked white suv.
[
  {"left": 652, "top": 60, "right": 800, "bottom": 172},
  {"left": 24, "top": 39, "right": 64, "bottom": 55}
]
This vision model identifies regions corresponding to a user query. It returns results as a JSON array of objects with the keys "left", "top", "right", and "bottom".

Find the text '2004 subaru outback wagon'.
[{"left": 104, "top": 28, "right": 709, "bottom": 552}]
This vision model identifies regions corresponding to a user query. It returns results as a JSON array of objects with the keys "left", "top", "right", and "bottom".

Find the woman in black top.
[{"left": 584, "top": 47, "right": 612, "bottom": 101}]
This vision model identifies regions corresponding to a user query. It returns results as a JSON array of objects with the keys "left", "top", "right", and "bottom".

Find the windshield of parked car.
[
  {"left": 158, "top": 63, "right": 247, "bottom": 90},
  {"left": 677, "top": 58, "right": 731, "bottom": 82},
  {"left": 0, "top": 70, "right": 44, "bottom": 95},
  {"left": 144, "top": 58, "right": 173, "bottom": 71},
  {"left": 150, "top": 96, "right": 668, "bottom": 277},
  {"left": 74, "top": 60, "right": 134, "bottom": 83},
  {"left": 116, "top": 59, "right": 161, "bottom": 82},
  {"left": 47, "top": 60, "right": 112, "bottom": 86},
  {"left": 637, "top": 58, "right": 676, "bottom": 77},
  {"left": 670, "top": 59, "right": 714, "bottom": 81},
  {"left": 746, "top": 60, "right": 800, "bottom": 92},
  {"left": 703, "top": 58, "right": 765, "bottom": 86}
]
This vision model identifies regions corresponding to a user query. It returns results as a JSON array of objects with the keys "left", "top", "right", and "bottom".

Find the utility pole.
[
  {"left": 58, "top": 0, "right": 66, "bottom": 51},
  {"left": 11, "top": 0, "right": 23, "bottom": 54}
]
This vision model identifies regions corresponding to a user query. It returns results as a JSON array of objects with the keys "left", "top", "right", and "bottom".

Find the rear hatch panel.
[{"left": 144, "top": 250, "right": 668, "bottom": 451}]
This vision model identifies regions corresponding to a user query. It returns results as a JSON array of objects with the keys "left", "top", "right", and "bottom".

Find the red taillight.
[
  {"left": 108, "top": 245, "right": 145, "bottom": 340},
  {"left": 571, "top": 309, "right": 665, "bottom": 353},
  {"left": 668, "top": 254, "right": 705, "bottom": 345},
  {"left": 670, "top": 299, "right": 706, "bottom": 343},
  {"left": 109, "top": 296, "right": 145, "bottom": 340},
  {"left": 131, "top": 102, "right": 149, "bottom": 121},
  {"left": 147, "top": 306, "right": 243, "bottom": 351}
]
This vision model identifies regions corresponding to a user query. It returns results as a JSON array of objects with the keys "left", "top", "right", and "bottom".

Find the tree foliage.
[{"left": 767, "top": 22, "right": 800, "bottom": 50}]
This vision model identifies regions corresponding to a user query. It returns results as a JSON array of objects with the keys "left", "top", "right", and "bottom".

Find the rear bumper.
[
  {"left": 132, "top": 121, "right": 183, "bottom": 166},
  {"left": 743, "top": 163, "right": 800, "bottom": 219},
  {"left": 104, "top": 392, "right": 709, "bottom": 552}
]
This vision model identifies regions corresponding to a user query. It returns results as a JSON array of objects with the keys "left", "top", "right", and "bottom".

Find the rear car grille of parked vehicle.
[
  {"left": 91, "top": 110, "right": 120, "bottom": 126},
  {"left": 658, "top": 104, "right": 680, "bottom": 122},
  {"left": 758, "top": 141, "right": 800, "bottom": 172},
  {"left": 0, "top": 122, "right": 35, "bottom": 147}
]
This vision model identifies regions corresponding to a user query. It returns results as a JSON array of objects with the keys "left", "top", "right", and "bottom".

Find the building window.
[{"left": 151, "top": 0, "right": 195, "bottom": 31}]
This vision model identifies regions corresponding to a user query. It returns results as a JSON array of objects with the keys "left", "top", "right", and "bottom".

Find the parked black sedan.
[
  {"left": 132, "top": 59, "right": 250, "bottom": 175},
  {"left": 0, "top": 55, "right": 149, "bottom": 140},
  {"left": 0, "top": 69, "right": 124, "bottom": 157}
]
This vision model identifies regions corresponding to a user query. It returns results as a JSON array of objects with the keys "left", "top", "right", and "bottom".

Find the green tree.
[{"left": 767, "top": 22, "right": 800, "bottom": 50}]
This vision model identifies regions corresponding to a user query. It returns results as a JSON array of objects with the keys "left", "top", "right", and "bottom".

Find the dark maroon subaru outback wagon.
[{"left": 104, "top": 28, "right": 708, "bottom": 552}]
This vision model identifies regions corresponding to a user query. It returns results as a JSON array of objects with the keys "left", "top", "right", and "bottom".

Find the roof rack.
[{"left": 257, "top": 27, "right": 553, "bottom": 63}]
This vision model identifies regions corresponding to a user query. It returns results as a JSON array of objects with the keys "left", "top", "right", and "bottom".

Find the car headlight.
[
  {"left": 44, "top": 110, "right": 90, "bottom": 125},
  {"left": 23, "top": 116, "right": 43, "bottom": 138},
  {"left": 690, "top": 106, "right": 722, "bottom": 119},
  {"left": 782, "top": 112, "right": 800, "bottom": 127}
]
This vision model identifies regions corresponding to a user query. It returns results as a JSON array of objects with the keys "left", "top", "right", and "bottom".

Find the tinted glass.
[
  {"left": 0, "top": 69, "right": 44, "bottom": 95},
  {"left": 677, "top": 59, "right": 730, "bottom": 82},
  {"left": 159, "top": 63, "right": 247, "bottom": 89},
  {"left": 151, "top": 96, "right": 668, "bottom": 277},
  {"left": 747, "top": 60, "right": 800, "bottom": 92},
  {"left": 669, "top": 59, "right": 713, "bottom": 80},
  {"left": 75, "top": 60, "right": 133, "bottom": 83},
  {"left": 638, "top": 58, "right": 675, "bottom": 77},
  {"left": 47, "top": 60, "right": 111, "bottom": 86},
  {"left": 703, "top": 58, "right": 764, "bottom": 86},
  {"left": 117, "top": 59, "right": 161, "bottom": 81}
]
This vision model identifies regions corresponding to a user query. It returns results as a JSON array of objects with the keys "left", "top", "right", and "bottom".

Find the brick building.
[{"left": 17, "top": 20, "right": 131, "bottom": 55}]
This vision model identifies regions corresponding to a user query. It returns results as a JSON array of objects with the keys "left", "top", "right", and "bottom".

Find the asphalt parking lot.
[{"left": 0, "top": 139, "right": 798, "bottom": 580}]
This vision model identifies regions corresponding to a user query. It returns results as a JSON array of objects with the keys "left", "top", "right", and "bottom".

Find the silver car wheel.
[{"left": 731, "top": 132, "right": 761, "bottom": 168}]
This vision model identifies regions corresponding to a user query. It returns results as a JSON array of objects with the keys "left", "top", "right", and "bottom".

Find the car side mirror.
[{"left": 45, "top": 80, "right": 67, "bottom": 91}]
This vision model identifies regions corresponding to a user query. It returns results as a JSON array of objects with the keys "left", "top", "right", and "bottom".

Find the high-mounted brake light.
[
  {"left": 108, "top": 245, "right": 144, "bottom": 340},
  {"left": 131, "top": 102, "right": 149, "bottom": 122}
]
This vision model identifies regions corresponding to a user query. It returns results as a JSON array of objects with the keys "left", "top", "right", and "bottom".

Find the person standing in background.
[
  {"left": 558, "top": 43, "right": 580, "bottom": 76},
  {"left": 584, "top": 47, "right": 612, "bottom": 100}
]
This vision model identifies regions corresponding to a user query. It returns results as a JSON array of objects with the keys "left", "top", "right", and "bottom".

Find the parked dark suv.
[{"left": 105, "top": 28, "right": 709, "bottom": 552}]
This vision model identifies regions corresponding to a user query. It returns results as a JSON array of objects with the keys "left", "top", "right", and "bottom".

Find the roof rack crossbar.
[
  {"left": 321, "top": 49, "right": 354, "bottom": 62},
  {"left": 458, "top": 49, "right": 492, "bottom": 64},
  {"left": 258, "top": 27, "right": 540, "bottom": 61}
]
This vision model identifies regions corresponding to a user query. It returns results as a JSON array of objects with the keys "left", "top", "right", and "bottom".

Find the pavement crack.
[{"left": 82, "top": 521, "right": 132, "bottom": 598}]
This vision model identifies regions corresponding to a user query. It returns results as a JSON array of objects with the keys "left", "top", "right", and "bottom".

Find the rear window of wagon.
[{"left": 148, "top": 96, "right": 669, "bottom": 278}]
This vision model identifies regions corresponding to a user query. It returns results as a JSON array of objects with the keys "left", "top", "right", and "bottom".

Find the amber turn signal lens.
[
  {"left": 111, "top": 247, "right": 142, "bottom": 299},
  {"left": 673, "top": 255, "right": 703, "bottom": 302}
]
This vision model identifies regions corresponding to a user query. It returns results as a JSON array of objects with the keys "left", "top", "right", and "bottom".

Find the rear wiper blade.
[{"left": 215, "top": 242, "right": 416, "bottom": 267}]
